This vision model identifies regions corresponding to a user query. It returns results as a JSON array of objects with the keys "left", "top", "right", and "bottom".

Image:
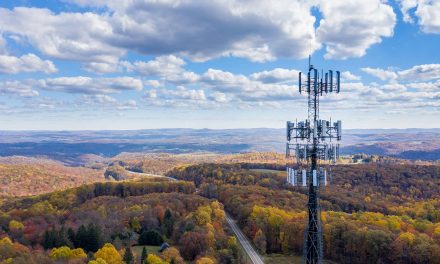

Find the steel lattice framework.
[{"left": 285, "top": 59, "right": 342, "bottom": 264}]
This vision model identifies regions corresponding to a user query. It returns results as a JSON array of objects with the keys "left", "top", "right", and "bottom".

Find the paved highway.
[
  {"left": 126, "top": 168, "right": 263, "bottom": 263},
  {"left": 226, "top": 214, "right": 265, "bottom": 264}
]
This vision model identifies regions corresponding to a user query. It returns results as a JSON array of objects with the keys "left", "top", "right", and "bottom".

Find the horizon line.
[{"left": 1, "top": 127, "right": 440, "bottom": 132}]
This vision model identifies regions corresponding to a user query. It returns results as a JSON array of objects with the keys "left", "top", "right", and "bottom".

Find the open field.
[
  {"left": 132, "top": 245, "right": 161, "bottom": 262},
  {"left": 263, "top": 254, "right": 302, "bottom": 264},
  {"left": 263, "top": 254, "right": 338, "bottom": 264}
]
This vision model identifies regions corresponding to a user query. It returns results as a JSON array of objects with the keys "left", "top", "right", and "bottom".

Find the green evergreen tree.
[
  {"left": 140, "top": 246, "right": 148, "bottom": 264},
  {"left": 163, "top": 209, "right": 174, "bottom": 238},
  {"left": 57, "top": 226, "right": 71, "bottom": 247},
  {"left": 138, "top": 230, "right": 164, "bottom": 246},
  {"left": 43, "top": 227, "right": 70, "bottom": 249},
  {"left": 43, "top": 229, "right": 55, "bottom": 249},
  {"left": 67, "top": 227, "right": 77, "bottom": 246},
  {"left": 74, "top": 224, "right": 102, "bottom": 252},
  {"left": 86, "top": 223, "right": 102, "bottom": 252},
  {"left": 123, "top": 246, "right": 134, "bottom": 264},
  {"left": 75, "top": 224, "right": 88, "bottom": 249}
]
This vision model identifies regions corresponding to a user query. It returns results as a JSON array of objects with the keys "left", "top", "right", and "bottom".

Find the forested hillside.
[
  {"left": 168, "top": 163, "right": 440, "bottom": 264},
  {"left": 0, "top": 157, "right": 103, "bottom": 196},
  {"left": 2, "top": 157, "right": 439, "bottom": 263},
  {"left": 0, "top": 178, "right": 241, "bottom": 264}
]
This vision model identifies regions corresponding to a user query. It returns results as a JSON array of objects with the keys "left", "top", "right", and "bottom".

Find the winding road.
[
  {"left": 125, "top": 170, "right": 178, "bottom": 181},
  {"left": 226, "top": 214, "right": 265, "bottom": 264},
  {"left": 125, "top": 168, "right": 264, "bottom": 263}
]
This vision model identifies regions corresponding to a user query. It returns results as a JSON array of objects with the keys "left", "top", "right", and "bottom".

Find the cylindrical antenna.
[
  {"left": 329, "top": 70, "right": 333, "bottom": 92},
  {"left": 313, "top": 69, "right": 318, "bottom": 94},
  {"left": 307, "top": 71, "right": 311, "bottom": 93},
  {"left": 336, "top": 71, "right": 340, "bottom": 93},
  {"left": 320, "top": 77, "right": 323, "bottom": 96}
]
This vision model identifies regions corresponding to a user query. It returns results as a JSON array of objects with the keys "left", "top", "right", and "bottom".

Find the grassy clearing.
[
  {"left": 264, "top": 254, "right": 338, "bottom": 264},
  {"left": 263, "top": 253, "right": 302, "bottom": 264},
  {"left": 131, "top": 245, "right": 161, "bottom": 262}
]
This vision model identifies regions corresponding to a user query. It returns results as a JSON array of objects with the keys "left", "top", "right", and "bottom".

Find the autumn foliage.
[
  {"left": 0, "top": 177, "right": 240, "bottom": 263},
  {"left": 169, "top": 162, "right": 440, "bottom": 264}
]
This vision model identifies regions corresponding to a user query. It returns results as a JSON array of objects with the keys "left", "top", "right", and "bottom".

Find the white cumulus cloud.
[
  {"left": 0, "top": 35, "right": 6, "bottom": 54},
  {"left": 0, "top": 53, "right": 57, "bottom": 74},
  {"left": 341, "top": 71, "right": 361, "bottom": 81},
  {"left": 361, "top": 67, "right": 398, "bottom": 81},
  {"left": 0, "top": 80, "right": 39, "bottom": 97},
  {"left": 398, "top": 64, "right": 440, "bottom": 81},
  {"left": 41, "top": 76, "right": 143, "bottom": 94},
  {"left": 362, "top": 64, "right": 440, "bottom": 82},
  {"left": 316, "top": 0, "right": 396, "bottom": 59},
  {"left": 399, "top": 0, "right": 440, "bottom": 33},
  {"left": 83, "top": 94, "right": 138, "bottom": 110},
  {"left": 0, "top": 1, "right": 320, "bottom": 63},
  {"left": 250, "top": 68, "right": 299, "bottom": 83},
  {"left": 126, "top": 55, "right": 186, "bottom": 77},
  {"left": 0, "top": 1, "right": 401, "bottom": 64},
  {"left": 0, "top": 7, "right": 124, "bottom": 62}
]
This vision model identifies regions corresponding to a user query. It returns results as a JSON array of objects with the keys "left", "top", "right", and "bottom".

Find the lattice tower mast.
[{"left": 285, "top": 58, "right": 342, "bottom": 264}]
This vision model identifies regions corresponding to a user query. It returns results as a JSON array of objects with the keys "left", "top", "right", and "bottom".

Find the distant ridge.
[{"left": 0, "top": 128, "right": 439, "bottom": 162}]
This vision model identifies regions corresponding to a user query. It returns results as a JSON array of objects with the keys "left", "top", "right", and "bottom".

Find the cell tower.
[{"left": 286, "top": 58, "right": 342, "bottom": 264}]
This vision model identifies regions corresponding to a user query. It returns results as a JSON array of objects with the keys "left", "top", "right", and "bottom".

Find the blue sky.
[{"left": 0, "top": 0, "right": 439, "bottom": 130}]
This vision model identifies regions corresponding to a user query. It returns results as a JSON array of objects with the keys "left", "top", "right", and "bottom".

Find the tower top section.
[
  {"left": 299, "top": 66, "right": 340, "bottom": 95},
  {"left": 286, "top": 61, "right": 342, "bottom": 164}
]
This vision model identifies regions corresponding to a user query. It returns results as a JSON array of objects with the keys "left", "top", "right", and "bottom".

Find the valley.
[
  {"left": 0, "top": 130, "right": 439, "bottom": 263},
  {"left": 0, "top": 145, "right": 439, "bottom": 263}
]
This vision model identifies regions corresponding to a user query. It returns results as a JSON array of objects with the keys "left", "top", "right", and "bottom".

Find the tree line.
[{"left": 170, "top": 162, "right": 440, "bottom": 264}]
